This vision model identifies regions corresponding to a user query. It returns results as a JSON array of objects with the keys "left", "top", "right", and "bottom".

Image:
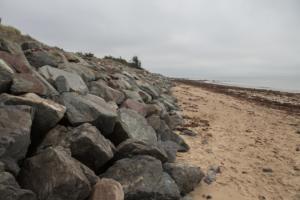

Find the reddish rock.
[
  {"left": 10, "top": 73, "right": 48, "bottom": 95},
  {"left": 146, "top": 103, "right": 163, "bottom": 117},
  {"left": 0, "top": 51, "right": 31, "bottom": 73},
  {"left": 121, "top": 99, "right": 147, "bottom": 116},
  {"left": 89, "top": 178, "right": 124, "bottom": 200}
]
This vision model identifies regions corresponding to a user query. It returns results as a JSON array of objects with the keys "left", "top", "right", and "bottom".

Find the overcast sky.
[{"left": 1, "top": 0, "right": 300, "bottom": 79}]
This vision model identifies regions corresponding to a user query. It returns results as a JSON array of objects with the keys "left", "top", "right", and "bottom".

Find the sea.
[
  {"left": 150, "top": 68, "right": 300, "bottom": 93},
  {"left": 203, "top": 76, "right": 300, "bottom": 93}
]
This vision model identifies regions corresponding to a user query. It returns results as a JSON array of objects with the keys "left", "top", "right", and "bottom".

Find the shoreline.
[
  {"left": 172, "top": 82, "right": 300, "bottom": 200},
  {"left": 173, "top": 78, "right": 300, "bottom": 116}
]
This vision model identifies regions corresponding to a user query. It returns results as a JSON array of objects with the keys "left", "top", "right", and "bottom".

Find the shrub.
[{"left": 103, "top": 55, "right": 143, "bottom": 69}]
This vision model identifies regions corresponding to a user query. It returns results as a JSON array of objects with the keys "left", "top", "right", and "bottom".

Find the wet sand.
[{"left": 172, "top": 81, "right": 300, "bottom": 200}]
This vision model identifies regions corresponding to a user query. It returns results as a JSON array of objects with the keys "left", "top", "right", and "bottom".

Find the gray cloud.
[{"left": 1, "top": 0, "right": 300, "bottom": 79}]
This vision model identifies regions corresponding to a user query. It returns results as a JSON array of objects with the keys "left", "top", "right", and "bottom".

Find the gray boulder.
[
  {"left": 19, "top": 147, "right": 98, "bottom": 200},
  {"left": 122, "top": 90, "right": 143, "bottom": 103},
  {"left": 39, "top": 124, "right": 115, "bottom": 172},
  {"left": 109, "top": 78, "right": 133, "bottom": 90},
  {"left": 102, "top": 156, "right": 180, "bottom": 200},
  {"left": 61, "top": 93, "right": 117, "bottom": 135},
  {"left": 39, "top": 65, "right": 88, "bottom": 94},
  {"left": 24, "top": 49, "right": 63, "bottom": 68},
  {"left": 89, "top": 80, "right": 125, "bottom": 105},
  {"left": 147, "top": 114, "right": 161, "bottom": 131},
  {"left": 55, "top": 75, "right": 70, "bottom": 93},
  {"left": 21, "top": 41, "right": 41, "bottom": 51},
  {"left": 158, "top": 94, "right": 179, "bottom": 111},
  {"left": 121, "top": 99, "right": 147, "bottom": 116},
  {"left": 163, "top": 163, "right": 204, "bottom": 195},
  {"left": 59, "top": 62, "right": 97, "bottom": 82},
  {"left": 137, "top": 81, "right": 159, "bottom": 99},
  {"left": 0, "top": 171, "right": 36, "bottom": 200},
  {"left": 0, "top": 93, "right": 66, "bottom": 136},
  {"left": 138, "top": 89, "right": 152, "bottom": 103},
  {"left": 37, "top": 125, "right": 70, "bottom": 151},
  {"left": 0, "top": 105, "right": 33, "bottom": 174},
  {"left": 69, "top": 123, "right": 115, "bottom": 172},
  {"left": 110, "top": 108, "right": 157, "bottom": 145},
  {"left": 114, "top": 139, "right": 168, "bottom": 163},
  {"left": 158, "top": 140, "right": 180, "bottom": 163},
  {"left": 164, "top": 111, "right": 184, "bottom": 130},
  {"left": 89, "top": 178, "right": 124, "bottom": 200},
  {"left": 157, "top": 120, "right": 189, "bottom": 152}
]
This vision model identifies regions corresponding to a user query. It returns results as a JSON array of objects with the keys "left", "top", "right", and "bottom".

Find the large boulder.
[
  {"left": 158, "top": 94, "right": 179, "bottom": 111},
  {"left": 0, "top": 171, "right": 36, "bottom": 200},
  {"left": 18, "top": 147, "right": 98, "bottom": 200},
  {"left": 122, "top": 90, "right": 143, "bottom": 103},
  {"left": 24, "top": 49, "right": 63, "bottom": 68},
  {"left": 0, "top": 59, "right": 14, "bottom": 92},
  {"left": 39, "top": 124, "right": 115, "bottom": 172},
  {"left": 55, "top": 75, "right": 70, "bottom": 93},
  {"left": 21, "top": 41, "right": 41, "bottom": 51},
  {"left": 138, "top": 89, "right": 152, "bottom": 103},
  {"left": 137, "top": 81, "right": 159, "bottom": 99},
  {"left": 89, "top": 178, "right": 124, "bottom": 200},
  {"left": 102, "top": 156, "right": 180, "bottom": 200},
  {"left": 108, "top": 78, "right": 133, "bottom": 90},
  {"left": 121, "top": 99, "right": 147, "bottom": 116},
  {"left": 110, "top": 108, "right": 157, "bottom": 145},
  {"left": 62, "top": 52, "right": 80, "bottom": 63},
  {"left": 37, "top": 125, "right": 69, "bottom": 151},
  {"left": 39, "top": 65, "right": 88, "bottom": 94},
  {"left": 163, "top": 163, "right": 204, "bottom": 195},
  {"left": 10, "top": 73, "right": 49, "bottom": 96},
  {"left": 0, "top": 38, "right": 20, "bottom": 54},
  {"left": 0, "top": 51, "right": 31, "bottom": 73},
  {"left": 147, "top": 114, "right": 162, "bottom": 131},
  {"left": 0, "top": 59, "right": 14, "bottom": 74},
  {"left": 0, "top": 105, "right": 33, "bottom": 174},
  {"left": 164, "top": 111, "right": 184, "bottom": 130},
  {"left": 157, "top": 120, "right": 189, "bottom": 152},
  {"left": 59, "top": 62, "right": 97, "bottom": 82},
  {"left": 31, "top": 70, "right": 60, "bottom": 97},
  {"left": 114, "top": 139, "right": 168, "bottom": 163},
  {"left": 68, "top": 124, "right": 115, "bottom": 172},
  {"left": 158, "top": 140, "right": 180, "bottom": 163},
  {"left": 61, "top": 93, "right": 117, "bottom": 135},
  {"left": 0, "top": 93, "right": 66, "bottom": 139},
  {"left": 89, "top": 80, "right": 125, "bottom": 105}
]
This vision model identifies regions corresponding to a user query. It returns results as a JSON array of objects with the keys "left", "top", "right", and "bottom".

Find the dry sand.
[{"left": 172, "top": 82, "right": 300, "bottom": 200}]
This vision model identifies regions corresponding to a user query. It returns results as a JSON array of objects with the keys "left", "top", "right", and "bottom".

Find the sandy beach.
[{"left": 173, "top": 81, "right": 300, "bottom": 200}]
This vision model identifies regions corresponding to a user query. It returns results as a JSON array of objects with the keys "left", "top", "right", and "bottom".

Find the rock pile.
[{"left": 0, "top": 24, "right": 204, "bottom": 200}]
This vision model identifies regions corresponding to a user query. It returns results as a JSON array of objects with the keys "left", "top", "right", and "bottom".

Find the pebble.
[
  {"left": 262, "top": 168, "right": 273, "bottom": 173},
  {"left": 203, "top": 165, "right": 221, "bottom": 184},
  {"left": 258, "top": 195, "right": 266, "bottom": 200},
  {"left": 202, "top": 194, "right": 212, "bottom": 199}
]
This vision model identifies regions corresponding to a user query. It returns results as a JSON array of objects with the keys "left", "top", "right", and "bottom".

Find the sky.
[{"left": 1, "top": 0, "right": 300, "bottom": 80}]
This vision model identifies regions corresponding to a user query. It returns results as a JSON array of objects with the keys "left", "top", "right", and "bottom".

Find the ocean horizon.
[
  {"left": 152, "top": 68, "right": 300, "bottom": 93},
  {"left": 202, "top": 76, "right": 300, "bottom": 93}
]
